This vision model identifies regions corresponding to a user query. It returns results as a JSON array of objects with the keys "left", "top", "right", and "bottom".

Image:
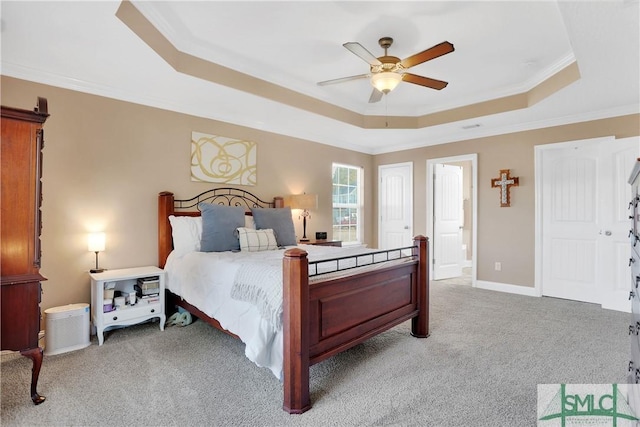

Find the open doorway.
[{"left": 426, "top": 154, "right": 477, "bottom": 286}]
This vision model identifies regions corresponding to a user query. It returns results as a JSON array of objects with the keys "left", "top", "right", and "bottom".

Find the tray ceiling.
[{"left": 1, "top": 1, "right": 638, "bottom": 154}]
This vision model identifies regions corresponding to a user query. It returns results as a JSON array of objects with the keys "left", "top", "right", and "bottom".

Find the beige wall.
[
  {"left": 1, "top": 76, "right": 373, "bottom": 312},
  {"left": 374, "top": 114, "right": 640, "bottom": 287}
]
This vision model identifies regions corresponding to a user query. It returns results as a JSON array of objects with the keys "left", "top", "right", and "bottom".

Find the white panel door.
[
  {"left": 433, "top": 164, "right": 463, "bottom": 280},
  {"left": 541, "top": 137, "right": 638, "bottom": 309},
  {"left": 599, "top": 137, "right": 639, "bottom": 311},
  {"left": 542, "top": 142, "right": 599, "bottom": 303},
  {"left": 379, "top": 163, "right": 413, "bottom": 249}
]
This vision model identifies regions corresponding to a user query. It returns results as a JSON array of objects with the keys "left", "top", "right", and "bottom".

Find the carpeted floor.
[{"left": 1, "top": 280, "right": 629, "bottom": 426}]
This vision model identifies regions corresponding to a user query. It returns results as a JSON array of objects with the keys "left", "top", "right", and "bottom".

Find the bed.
[{"left": 158, "top": 188, "right": 429, "bottom": 414}]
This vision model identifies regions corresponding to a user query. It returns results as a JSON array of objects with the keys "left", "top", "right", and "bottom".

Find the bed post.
[
  {"left": 282, "top": 248, "right": 311, "bottom": 414},
  {"left": 158, "top": 191, "right": 175, "bottom": 268},
  {"left": 411, "top": 235, "right": 430, "bottom": 338}
]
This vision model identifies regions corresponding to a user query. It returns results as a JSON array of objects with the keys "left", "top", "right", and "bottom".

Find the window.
[{"left": 332, "top": 163, "right": 362, "bottom": 244}]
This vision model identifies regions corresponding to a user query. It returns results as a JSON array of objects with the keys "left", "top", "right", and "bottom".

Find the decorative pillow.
[
  {"left": 237, "top": 227, "right": 278, "bottom": 252},
  {"left": 168, "top": 215, "right": 202, "bottom": 257},
  {"left": 244, "top": 215, "right": 256, "bottom": 229},
  {"left": 250, "top": 207, "right": 296, "bottom": 246},
  {"left": 199, "top": 203, "right": 245, "bottom": 252}
]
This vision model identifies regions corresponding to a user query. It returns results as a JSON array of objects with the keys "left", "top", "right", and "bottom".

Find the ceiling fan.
[{"left": 318, "top": 37, "right": 454, "bottom": 103}]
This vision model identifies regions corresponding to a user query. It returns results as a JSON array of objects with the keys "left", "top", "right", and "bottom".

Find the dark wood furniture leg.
[
  {"left": 282, "top": 248, "right": 311, "bottom": 414},
  {"left": 411, "top": 235, "right": 430, "bottom": 338},
  {"left": 20, "top": 346, "right": 45, "bottom": 405}
]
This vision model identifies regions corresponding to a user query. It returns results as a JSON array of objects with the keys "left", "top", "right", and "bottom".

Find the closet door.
[{"left": 540, "top": 136, "right": 638, "bottom": 310}]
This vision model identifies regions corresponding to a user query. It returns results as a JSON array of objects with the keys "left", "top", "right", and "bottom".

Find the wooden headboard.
[{"left": 158, "top": 188, "right": 284, "bottom": 268}]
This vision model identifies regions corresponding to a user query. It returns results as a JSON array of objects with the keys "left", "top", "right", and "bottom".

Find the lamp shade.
[
  {"left": 371, "top": 72, "right": 403, "bottom": 94},
  {"left": 284, "top": 194, "right": 318, "bottom": 210},
  {"left": 88, "top": 232, "right": 106, "bottom": 252}
]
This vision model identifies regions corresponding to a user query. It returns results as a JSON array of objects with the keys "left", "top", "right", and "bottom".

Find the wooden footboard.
[{"left": 282, "top": 235, "right": 429, "bottom": 414}]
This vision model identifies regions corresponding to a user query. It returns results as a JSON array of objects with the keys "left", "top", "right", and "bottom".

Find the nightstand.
[
  {"left": 90, "top": 266, "right": 166, "bottom": 345},
  {"left": 300, "top": 239, "right": 342, "bottom": 247}
]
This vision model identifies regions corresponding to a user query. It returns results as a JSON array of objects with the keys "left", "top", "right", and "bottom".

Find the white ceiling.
[{"left": 1, "top": 1, "right": 638, "bottom": 154}]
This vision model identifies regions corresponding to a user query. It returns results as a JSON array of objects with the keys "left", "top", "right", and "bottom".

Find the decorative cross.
[{"left": 491, "top": 169, "right": 519, "bottom": 207}]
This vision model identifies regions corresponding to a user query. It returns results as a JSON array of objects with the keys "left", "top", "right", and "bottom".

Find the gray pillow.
[
  {"left": 251, "top": 207, "right": 297, "bottom": 246},
  {"left": 199, "top": 203, "right": 245, "bottom": 252}
]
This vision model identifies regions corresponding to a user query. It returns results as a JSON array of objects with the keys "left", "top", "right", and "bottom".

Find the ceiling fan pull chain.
[{"left": 385, "top": 95, "right": 389, "bottom": 128}]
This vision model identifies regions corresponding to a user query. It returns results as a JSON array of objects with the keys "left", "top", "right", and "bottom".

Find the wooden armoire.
[{"left": 1, "top": 97, "right": 49, "bottom": 405}]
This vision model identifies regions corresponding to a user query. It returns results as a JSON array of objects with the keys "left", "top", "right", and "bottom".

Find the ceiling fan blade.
[
  {"left": 368, "top": 88, "right": 383, "bottom": 103},
  {"left": 343, "top": 42, "right": 382, "bottom": 66},
  {"left": 317, "top": 74, "right": 370, "bottom": 86},
  {"left": 402, "top": 73, "right": 448, "bottom": 90},
  {"left": 400, "top": 41, "right": 454, "bottom": 69}
]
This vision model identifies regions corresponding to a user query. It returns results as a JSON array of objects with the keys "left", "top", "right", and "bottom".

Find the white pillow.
[
  {"left": 237, "top": 227, "right": 278, "bottom": 252},
  {"left": 169, "top": 215, "right": 203, "bottom": 257},
  {"left": 244, "top": 215, "right": 256, "bottom": 229}
]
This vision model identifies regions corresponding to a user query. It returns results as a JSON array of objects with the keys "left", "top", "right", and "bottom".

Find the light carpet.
[{"left": 1, "top": 280, "right": 628, "bottom": 426}]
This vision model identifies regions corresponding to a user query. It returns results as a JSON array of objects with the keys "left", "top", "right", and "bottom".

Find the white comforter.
[{"left": 164, "top": 244, "right": 406, "bottom": 379}]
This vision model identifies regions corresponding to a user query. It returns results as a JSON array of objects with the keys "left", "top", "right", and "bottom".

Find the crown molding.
[
  {"left": 0, "top": 60, "right": 372, "bottom": 154},
  {"left": 371, "top": 103, "right": 640, "bottom": 155},
  {"left": 3, "top": 60, "right": 635, "bottom": 157}
]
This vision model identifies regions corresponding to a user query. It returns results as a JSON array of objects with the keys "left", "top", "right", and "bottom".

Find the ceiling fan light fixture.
[{"left": 371, "top": 72, "right": 403, "bottom": 94}]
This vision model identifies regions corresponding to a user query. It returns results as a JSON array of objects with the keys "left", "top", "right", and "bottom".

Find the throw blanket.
[
  {"left": 229, "top": 247, "right": 409, "bottom": 333},
  {"left": 231, "top": 263, "right": 283, "bottom": 331}
]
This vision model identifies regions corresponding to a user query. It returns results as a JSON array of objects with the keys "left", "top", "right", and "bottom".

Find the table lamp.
[
  {"left": 88, "top": 232, "right": 106, "bottom": 273},
  {"left": 285, "top": 193, "right": 318, "bottom": 242}
]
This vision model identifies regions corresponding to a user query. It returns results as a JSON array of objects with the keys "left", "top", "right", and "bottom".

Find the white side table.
[{"left": 90, "top": 266, "right": 165, "bottom": 345}]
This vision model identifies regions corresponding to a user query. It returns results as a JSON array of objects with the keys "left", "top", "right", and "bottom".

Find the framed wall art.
[{"left": 191, "top": 131, "right": 257, "bottom": 186}]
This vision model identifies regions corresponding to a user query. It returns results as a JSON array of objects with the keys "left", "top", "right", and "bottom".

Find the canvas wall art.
[{"left": 191, "top": 131, "right": 257, "bottom": 185}]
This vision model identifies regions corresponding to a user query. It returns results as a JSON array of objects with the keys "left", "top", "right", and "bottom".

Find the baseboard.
[
  {"left": 475, "top": 280, "right": 539, "bottom": 297},
  {"left": 475, "top": 282, "right": 631, "bottom": 312}
]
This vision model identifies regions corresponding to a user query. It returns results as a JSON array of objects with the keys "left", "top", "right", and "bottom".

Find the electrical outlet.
[{"left": 494, "top": 262, "right": 501, "bottom": 271}]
